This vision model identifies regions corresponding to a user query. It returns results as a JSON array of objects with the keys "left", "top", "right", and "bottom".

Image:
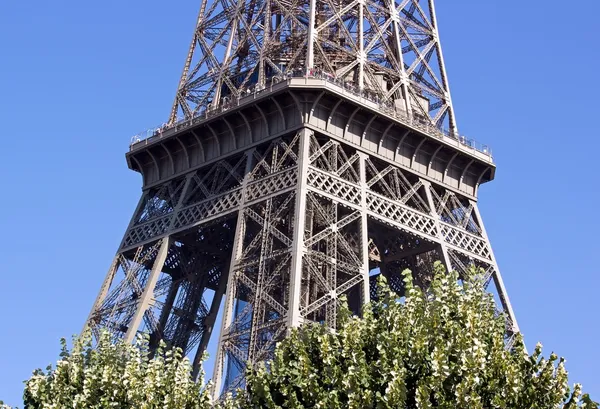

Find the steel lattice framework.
[
  {"left": 85, "top": 0, "right": 519, "bottom": 400},
  {"left": 169, "top": 0, "right": 456, "bottom": 133}
]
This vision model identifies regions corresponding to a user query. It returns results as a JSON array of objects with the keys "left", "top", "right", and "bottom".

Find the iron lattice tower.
[{"left": 85, "top": 0, "right": 519, "bottom": 398}]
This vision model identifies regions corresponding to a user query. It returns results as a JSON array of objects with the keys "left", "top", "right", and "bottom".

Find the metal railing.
[{"left": 130, "top": 69, "right": 492, "bottom": 159}]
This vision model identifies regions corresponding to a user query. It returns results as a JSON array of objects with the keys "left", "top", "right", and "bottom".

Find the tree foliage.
[
  {"left": 240, "top": 263, "right": 597, "bottom": 409},
  {"left": 21, "top": 332, "right": 211, "bottom": 409}
]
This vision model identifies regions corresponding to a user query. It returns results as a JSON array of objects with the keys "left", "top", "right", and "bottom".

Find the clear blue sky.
[{"left": 1, "top": 0, "right": 598, "bottom": 405}]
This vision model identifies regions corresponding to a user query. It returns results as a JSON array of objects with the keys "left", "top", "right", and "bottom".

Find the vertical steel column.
[
  {"left": 470, "top": 199, "right": 520, "bottom": 334},
  {"left": 287, "top": 128, "right": 311, "bottom": 328},
  {"left": 151, "top": 173, "right": 195, "bottom": 344},
  {"left": 357, "top": 152, "right": 370, "bottom": 306},
  {"left": 213, "top": 11, "right": 238, "bottom": 107},
  {"left": 211, "top": 149, "right": 255, "bottom": 399},
  {"left": 389, "top": 0, "right": 412, "bottom": 115},
  {"left": 124, "top": 237, "right": 171, "bottom": 343},
  {"left": 427, "top": 0, "right": 457, "bottom": 134},
  {"left": 306, "top": 0, "right": 317, "bottom": 68},
  {"left": 358, "top": 0, "right": 364, "bottom": 89},
  {"left": 258, "top": 0, "right": 271, "bottom": 87},
  {"left": 422, "top": 180, "right": 453, "bottom": 271}
]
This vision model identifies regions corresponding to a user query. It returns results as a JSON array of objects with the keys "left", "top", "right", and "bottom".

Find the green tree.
[
  {"left": 239, "top": 262, "right": 597, "bottom": 409},
  {"left": 21, "top": 331, "right": 211, "bottom": 409}
]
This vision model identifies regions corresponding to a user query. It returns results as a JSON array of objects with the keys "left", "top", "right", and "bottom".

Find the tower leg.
[
  {"left": 125, "top": 237, "right": 171, "bottom": 342},
  {"left": 470, "top": 200, "right": 520, "bottom": 334},
  {"left": 85, "top": 239, "right": 172, "bottom": 342},
  {"left": 211, "top": 149, "right": 255, "bottom": 398},
  {"left": 287, "top": 129, "right": 310, "bottom": 328},
  {"left": 358, "top": 152, "right": 371, "bottom": 307}
]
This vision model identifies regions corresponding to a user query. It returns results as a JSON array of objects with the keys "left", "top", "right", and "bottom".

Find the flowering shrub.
[
  {"left": 240, "top": 263, "right": 597, "bottom": 409},
  {"left": 21, "top": 332, "right": 211, "bottom": 409}
]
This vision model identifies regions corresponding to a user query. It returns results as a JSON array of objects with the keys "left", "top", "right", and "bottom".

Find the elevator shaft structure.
[{"left": 84, "top": 0, "right": 519, "bottom": 398}]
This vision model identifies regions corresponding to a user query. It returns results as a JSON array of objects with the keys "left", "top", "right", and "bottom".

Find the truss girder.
[
  {"left": 169, "top": 0, "right": 457, "bottom": 133},
  {"left": 306, "top": 160, "right": 492, "bottom": 262},
  {"left": 122, "top": 161, "right": 298, "bottom": 250}
]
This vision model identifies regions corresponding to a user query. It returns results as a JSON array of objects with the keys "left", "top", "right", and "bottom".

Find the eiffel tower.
[{"left": 84, "top": 0, "right": 520, "bottom": 398}]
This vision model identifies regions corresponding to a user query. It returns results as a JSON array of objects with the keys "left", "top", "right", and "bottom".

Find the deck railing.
[{"left": 130, "top": 69, "right": 492, "bottom": 159}]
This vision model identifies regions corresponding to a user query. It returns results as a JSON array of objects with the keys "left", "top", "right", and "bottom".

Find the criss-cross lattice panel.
[
  {"left": 245, "top": 134, "right": 301, "bottom": 202},
  {"left": 300, "top": 192, "right": 365, "bottom": 326},
  {"left": 134, "top": 177, "right": 187, "bottom": 224},
  {"left": 440, "top": 223, "right": 491, "bottom": 260},
  {"left": 307, "top": 167, "right": 361, "bottom": 205},
  {"left": 175, "top": 155, "right": 247, "bottom": 229},
  {"left": 170, "top": 0, "right": 457, "bottom": 132},
  {"left": 88, "top": 240, "right": 170, "bottom": 341},
  {"left": 367, "top": 192, "right": 437, "bottom": 238},
  {"left": 123, "top": 156, "right": 249, "bottom": 249},
  {"left": 124, "top": 215, "right": 173, "bottom": 248},
  {"left": 429, "top": 186, "right": 483, "bottom": 236},
  {"left": 184, "top": 155, "right": 247, "bottom": 205},
  {"left": 250, "top": 136, "right": 300, "bottom": 180},
  {"left": 309, "top": 137, "right": 360, "bottom": 183},
  {"left": 246, "top": 169, "right": 297, "bottom": 202},
  {"left": 365, "top": 156, "right": 429, "bottom": 213},
  {"left": 218, "top": 280, "right": 254, "bottom": 392},
  {"left": 174, "top": 190, "right": 242, "bottom": 229},
  {"left": 313, "top": 0, "right": 455, "bottom": 129}
]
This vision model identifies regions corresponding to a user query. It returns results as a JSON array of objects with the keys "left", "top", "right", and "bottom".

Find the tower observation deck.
[{"left": 85, "top": 0, "right": 519, "bottom": 399}]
